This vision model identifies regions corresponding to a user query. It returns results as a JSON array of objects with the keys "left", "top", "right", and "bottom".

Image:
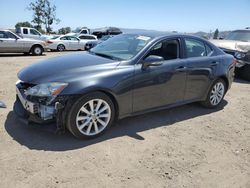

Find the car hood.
[
  {"left": 18, "top": 52, "right": 119, "bottom": 84},
  {"left": 210, "top": 39, "right": 250, "bottom": 52}
]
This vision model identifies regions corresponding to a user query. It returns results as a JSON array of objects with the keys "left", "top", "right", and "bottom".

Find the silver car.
[{"left": 0, "top": 29, "right": 47, "bottom": 55}]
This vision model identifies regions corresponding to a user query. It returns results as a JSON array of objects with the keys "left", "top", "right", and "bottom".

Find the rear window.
[{"left": 184, "top": 38, "right": 206, "bottom": 58}]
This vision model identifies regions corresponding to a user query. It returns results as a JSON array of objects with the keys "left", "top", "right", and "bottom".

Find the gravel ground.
[{"left": 0, "top": 52, "right": 249, "bottom": 188}]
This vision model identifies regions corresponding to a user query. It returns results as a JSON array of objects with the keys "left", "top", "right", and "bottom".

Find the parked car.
[
  {"left": 85, "top": 35, "right": 115, "bottom": 50},
  {"left": 14, "top": 33, "right": 235, "bottom": 139},
  {"left": 92, "top": 27, "right": 122, "bottom": 38},
  {"left": 211, "top": 29, "right": 250, "bottom": 81},
  {"left": 16, "top": 27, "right": 52, "bottom": 41},
  {"left": 46, "top": 35, "right": 86, "bottom": 51},
  {"left": 65, "top": 27, "right": 91, "bottom": 36},
  {"left": 0, "top": 29, "right": 47, "bottom": 55}
]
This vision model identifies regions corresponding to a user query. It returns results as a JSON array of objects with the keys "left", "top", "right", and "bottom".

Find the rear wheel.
[
  {"left": 31, "top": 45, "right": 43, "bottom": 55},
  {"left": 201, "top": 79, "right": 226, "bottom": 108},
  {"left": 57, "top": 44, "right": 65, "bottom": 52},
  {"left": 66, "top": 92, "right": 115, "bottom": 139}
]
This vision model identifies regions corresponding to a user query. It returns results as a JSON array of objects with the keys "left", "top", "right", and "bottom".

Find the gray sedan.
[{"left": 0, "top": 29, "right": 47, "bottom": 55}]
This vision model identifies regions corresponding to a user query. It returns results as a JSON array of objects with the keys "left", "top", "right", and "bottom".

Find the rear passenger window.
[
  {"left": 184, "top": 38, "right": 206, "bottom": 58},
  {"left": 0, "top": 31, "right": 7, "bottom": 38},
  {"left": 205, "top": 44, "right": 213, "bottom": 56},
  {"left": 60, "top": 37, "right": 68, "bottom": 40}
]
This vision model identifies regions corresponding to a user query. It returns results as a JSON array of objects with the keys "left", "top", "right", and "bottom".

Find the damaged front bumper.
[
  {"left": 14, "top": 84, "right": 68, "bottom": 134},
  {"left": 221, "top": 48, "right": 250, "bottom": 68}
]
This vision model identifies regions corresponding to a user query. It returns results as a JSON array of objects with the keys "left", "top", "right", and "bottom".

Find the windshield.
[
  {"left": 225, "top": 30, "right": 250, "bottom": 42},
  {"left": 90, "top": 34, "right": 152, "bottom": 60}
]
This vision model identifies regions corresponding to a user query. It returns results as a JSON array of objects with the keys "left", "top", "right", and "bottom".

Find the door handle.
[
  {"left": 0, "top": 40, "right": 3, "bottom": 42},
  {"left": 175, "top": 66, "right": 187, "bottom": 72},
  {"left": 210, "top": 61, "right": 219, "bottom": 66}
]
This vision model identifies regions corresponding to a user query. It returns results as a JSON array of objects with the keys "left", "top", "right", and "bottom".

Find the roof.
[{"left": 120, "top": 31, "right": 204, "bottom": 40}]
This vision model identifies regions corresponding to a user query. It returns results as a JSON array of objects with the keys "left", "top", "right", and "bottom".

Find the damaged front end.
[
  {"left": 14, "top": 80, "right": 70, "bottom": 134},
  {"left": 221, "top": 48, "right": 250, "bottom": 68}
]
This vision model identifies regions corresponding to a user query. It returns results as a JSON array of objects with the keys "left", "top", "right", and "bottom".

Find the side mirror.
[{"left": 142, "top": 55, "right": 164, "bottom": 69}]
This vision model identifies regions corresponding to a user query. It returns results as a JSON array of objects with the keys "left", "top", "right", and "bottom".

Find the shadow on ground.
[
  {"left": 0, "top": 53, "right": 46, "bottom": 57},
  {"left": 234, "top": 78, "right": 250, "bottom": 84},
  {"left": 5, "top": 101, "right": 227, "bottom": 151}
]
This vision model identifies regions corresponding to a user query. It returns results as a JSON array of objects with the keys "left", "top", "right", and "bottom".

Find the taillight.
[
  {"left": 232, "top": 58, "right": 237, "bottom": 65},
  {"left": 47, "top": 40, "right": 53, "bottom": 44}
]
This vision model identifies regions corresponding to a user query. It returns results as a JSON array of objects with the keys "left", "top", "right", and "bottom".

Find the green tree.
[
  {"left": 28, "top": 0, "right": 60, "bottom": 34},
  {"left": 213, "top": 29, "right": 219, "bottom": 39},
  {"left": 58, "top": 27, "right": 71, "bottom": 34},
  {"left": 15, "top": 21, "right": 33, "bottom": 29}
]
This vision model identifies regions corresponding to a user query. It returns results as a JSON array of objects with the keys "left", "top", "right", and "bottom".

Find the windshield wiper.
[{"left": 89, "top": 51, "right": 121, "bottom": 60}]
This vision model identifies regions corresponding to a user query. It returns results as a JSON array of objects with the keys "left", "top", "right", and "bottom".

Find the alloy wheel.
[
  {"left": 210, "top": 82, "right": 225, "bottom": 106},
  {"left": 76, "top": 99, "right": 111, "bottom": 136}
]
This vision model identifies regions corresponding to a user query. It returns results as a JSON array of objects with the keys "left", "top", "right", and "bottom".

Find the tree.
[
  {"left": 28, "top": 0, "right": 60, "bottom": 34},
  {"left": 58, "top": 27, "right": 71, "bottom": 34},
  {"left": 213, "top": 29, "right": 219, "bottom": 39},
  {"left": 15, "top": 21, "right": 33, "bottom": 29}
]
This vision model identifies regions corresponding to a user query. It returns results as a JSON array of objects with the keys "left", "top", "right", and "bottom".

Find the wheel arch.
[
  {"left": 218, "top": 75, "right": 229, "bottom": 91},
  {"left": 72, "top": 87, "right": 120, "bottom": 119},
  {"left": 29, "top": 43, "right": 44, "bottom": 52}
]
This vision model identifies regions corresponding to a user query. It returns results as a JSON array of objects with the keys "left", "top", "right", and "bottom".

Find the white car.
[{"left": 47, "top": 35, "right": 86, "bottom": 51}]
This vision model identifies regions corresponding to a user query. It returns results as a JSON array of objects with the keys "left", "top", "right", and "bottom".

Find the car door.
[
  {"left": 5, "top": 31, "right": 25, "bottom": 52},
  {"left": 133, "top": 38, "right": 188, "bottom": 112},
  {"left": 183, "top": 37, "right": 218, "bottom": 101},
  {"left": 60, "top": 36, "right": 70, "bottom": 49},
  {"left": 0, "top": 31, "right": 8, "bottom": 52},
  {"left": 0, "top": 31, "right": 22, "bottom": 52},
  {"left": 68, "top": 36, "right": 82, "bottom": 50}
]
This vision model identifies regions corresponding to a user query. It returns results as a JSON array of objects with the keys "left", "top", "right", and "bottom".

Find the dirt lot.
[{"left": 0, "top": 52, "right": 249, "bottom": 188}]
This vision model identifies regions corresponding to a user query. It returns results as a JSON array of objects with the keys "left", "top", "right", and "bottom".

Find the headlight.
[
  {"left": 25, "top": 82, "right": 68, "bottom": 97},
  {"left": 235, "top": 52, "right": 246, "bottom": 59}
]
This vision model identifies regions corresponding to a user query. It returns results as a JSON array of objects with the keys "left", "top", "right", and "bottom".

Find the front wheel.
[
  {"left": 66, "top": 92, "right": 115, "bottom": 139},
  {"left": 201, "top": 79, "right": 226, "bottom": 108}
]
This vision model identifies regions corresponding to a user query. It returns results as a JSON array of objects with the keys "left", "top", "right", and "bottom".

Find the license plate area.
[{"left": 16, "top": 87, "right": 38, "bottom": 114}]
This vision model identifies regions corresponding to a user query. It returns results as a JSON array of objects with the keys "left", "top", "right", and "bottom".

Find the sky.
[{"left": 0, "top": 0, "right": 250, "bottom": 32}]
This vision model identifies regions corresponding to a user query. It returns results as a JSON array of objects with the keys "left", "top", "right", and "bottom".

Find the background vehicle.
[
  {"left": 85, "top": 35, "right": 115, "bottom": 50},
  {"left": 14, "top": 33, "right": 235, "bottom": 139},
  {"left": 92, "top": 27, "right": 122, "bottom": 38},
  {"left": 46, "top": 35, "right": 86, "bottom": 51},
  {"left": 65, "top": 27, "right": 90, "bottom": 36},
  {"left": 0, "top": 29, "right": 46, "bottom": 55},
  {"left": 16, "top": 27, "right": 52, "bottom": 41},
  {"left": 211, "top": 29, "right": 250, "bottom": 81}
]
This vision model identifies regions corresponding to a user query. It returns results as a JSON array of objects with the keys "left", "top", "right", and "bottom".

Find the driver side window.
[{"left": 145, "top": 39, "right": 180, "bottom": 60}]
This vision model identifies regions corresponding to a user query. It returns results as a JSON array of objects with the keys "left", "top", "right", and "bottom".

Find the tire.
[
  {"left": 201, "top": 79, "right": 227, "bottom": 108},
  {"left": 57, "top": 44, "right": 65, "bottom": 52},
  {"left": 66, "top": 92, "right": 115, "bottom": 139},
  {"left": 241, "top": 64, "right": 250, "bottom": 81},
  {"left": 31, "top": 45, "right": 43, "bottom": 55}
]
